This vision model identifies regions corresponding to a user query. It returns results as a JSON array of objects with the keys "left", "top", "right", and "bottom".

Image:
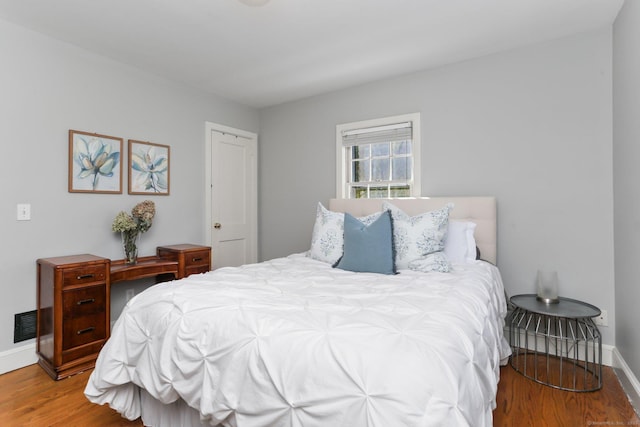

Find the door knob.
[{"left": 214, "top": 222, "right": 222, "bottom": 229}]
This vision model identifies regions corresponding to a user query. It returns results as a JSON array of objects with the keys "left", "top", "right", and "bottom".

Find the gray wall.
[
  {"left": 259, "top": 28, "right": 616, "bottom": 345},
  {"left": 613, "top": 1, "right": 640, "bottom": 381},
  {"left": 0, "top": 13, "right": 622, "bottom": 363},
  {"left": 0, "top": 18, "right": 259, "bottom": 355}
]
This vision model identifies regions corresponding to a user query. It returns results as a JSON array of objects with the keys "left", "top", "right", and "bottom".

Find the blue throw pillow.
[{"left": 334, "top": 210, "right": 396, "bottom": 275}]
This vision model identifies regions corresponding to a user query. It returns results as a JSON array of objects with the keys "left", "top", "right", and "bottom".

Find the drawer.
[
  {"left": 62, "top": 313, "right": 107, "bottom": 350},
  {"left": 184, "top": 250, "right": 210, "bottom": 268},
  {"left": 62, "top": 265, "right": 107, "bottom": 287},
  {"left": 185, "top": 264, "right": 210, "bottom": 277},
  {"left": 61, "top": 340, "right": 105, "bottom": 366},
  {"left": 63, "top": 285, "right": 106, "bottom": 317}
]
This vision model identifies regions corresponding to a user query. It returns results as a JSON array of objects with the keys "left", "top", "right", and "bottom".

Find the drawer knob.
[
  {"left": 76, "top": 273, "right": 95, "bottom": 280},
  {"left": 77, "top": 298, "right": 96, "bottom": 305},
  {"left": 77, "top": 326, "right": 95, "bottom": 335},
  {"left": 214, "top": 223, "right": 222, "bottom": 229},
  {"left": 192, "top": 257, "right": 203, "bottom": 262}
]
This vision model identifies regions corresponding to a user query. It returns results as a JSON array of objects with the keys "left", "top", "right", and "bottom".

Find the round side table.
[{"left": 507, "top": 294, "right": 602, "bottom": 392}]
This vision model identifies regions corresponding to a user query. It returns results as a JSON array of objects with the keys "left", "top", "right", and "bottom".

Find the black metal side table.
[{"left": 508, "top": 294, "right": 602, "bottom": 392}]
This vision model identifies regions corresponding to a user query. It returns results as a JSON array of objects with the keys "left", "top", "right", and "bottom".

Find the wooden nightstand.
[
  {"left": 36, "top": 254, "right": 110, "bottom": 380},
  {"left": 157, "top": 244, "right": 211, "bottom": 278}
]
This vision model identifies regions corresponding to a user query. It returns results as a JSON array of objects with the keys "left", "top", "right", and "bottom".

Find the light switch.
[{"left": 17, "top": 204, "right": 31, "bottom": 221}]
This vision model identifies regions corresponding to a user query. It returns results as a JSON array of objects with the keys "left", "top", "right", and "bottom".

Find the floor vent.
[{"left": 14, "top": 310, "right": 37, "bottom": 343}]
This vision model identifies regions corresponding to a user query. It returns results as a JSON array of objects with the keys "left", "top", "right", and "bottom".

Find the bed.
[{"left": 85, "top": 197, "right": 510, "bottom": 427}]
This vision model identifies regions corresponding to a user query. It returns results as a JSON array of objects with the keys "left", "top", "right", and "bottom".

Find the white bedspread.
[{"left": 85, "top": 254, "right": 510, "bottom": 427}]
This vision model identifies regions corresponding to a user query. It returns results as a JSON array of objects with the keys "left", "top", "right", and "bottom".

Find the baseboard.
[
  {"left": 0, "top": 343, "right": 37, "bottom": 375},
  {"left": 504, "top": 324, "right": 615, "bottom": 366},
  {"left": 612, "top": 347, "right": 640, "bottom": 415},
  {"left": 603, "top": 343, "right": 614, "bottom": 367},
  {"left": 0, "top": 337, "right": 621, "bottom": 379}
]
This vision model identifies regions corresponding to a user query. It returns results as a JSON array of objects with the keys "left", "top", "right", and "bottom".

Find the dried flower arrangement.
[{"left": 112, "top": 200, "right": 156, "bottom": 264}]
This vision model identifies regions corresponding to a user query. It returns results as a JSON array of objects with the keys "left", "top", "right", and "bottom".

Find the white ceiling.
[{"left": 0, "top": 0, "right": 624, "bottom": 108}]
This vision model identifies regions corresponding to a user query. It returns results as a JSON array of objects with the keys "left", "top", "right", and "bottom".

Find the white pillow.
[
  {"left": 444, "top": 220, "right": 477, "bottom": 263},
  {"left": 383, "top": 202, "right": 453, "bottom": 272},
  {"left": 309, "top": 203, "right": 382, "bottom": 264}
]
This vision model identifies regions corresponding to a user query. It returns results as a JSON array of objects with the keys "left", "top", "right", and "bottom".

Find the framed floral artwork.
[
  {"left": 128, "top": 140, "right": 170, "bottom": 195},
  {"left": 69, "top": 130, "right": 123, "bottom": 194}
]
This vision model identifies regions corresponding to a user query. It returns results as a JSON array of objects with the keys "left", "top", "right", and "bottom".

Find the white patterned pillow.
[
  {"left": 408, "top": 251, "right": 451, "bottom": 273},
  {"left": 309, "top": 203, "right": 382, "bottom": 264},
  {"left": 383, "top": 202, "right": 453, "bottom": 271}
]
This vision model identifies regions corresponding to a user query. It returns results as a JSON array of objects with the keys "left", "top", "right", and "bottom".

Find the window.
[{"left": 336, "top": 113, "right": 421, "bottom": 199}]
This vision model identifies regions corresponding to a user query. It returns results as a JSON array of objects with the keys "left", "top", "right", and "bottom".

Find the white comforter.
[{"left": 85, "top": 254, "right": 510, "bottom": 427}]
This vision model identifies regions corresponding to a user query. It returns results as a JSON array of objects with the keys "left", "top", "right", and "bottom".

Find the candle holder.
[{"left": 536, "top": 270, "right": 559, "bottom": 304}]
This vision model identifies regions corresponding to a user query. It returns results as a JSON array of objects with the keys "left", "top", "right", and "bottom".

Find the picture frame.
[
  {"left": 128, "top": 140, "right": 170, "bottom": 195},
  {"left": 69, "top": 130, "right": 123, "bottom": 194}
]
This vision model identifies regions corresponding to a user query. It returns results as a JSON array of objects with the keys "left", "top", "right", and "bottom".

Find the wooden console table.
[
  {"left": 36, "top": 244, "right": 211, "bottom": 380},
  {"left": 110, "top": 244, "right": 211, "bottom": 283},
  {"left": 110, "top": 256, "right": 179, "bottom": 283}
]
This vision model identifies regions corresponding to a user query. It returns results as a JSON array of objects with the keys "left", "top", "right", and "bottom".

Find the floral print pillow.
[
  {"left": 309, "top": 203, "right": 382, "bottom": 264},
  {"left": 407, "top": 252, "right": 451, "bottom": 273},
  {"left": 383, "top": 202, "right": 453, "bottom": 272}
]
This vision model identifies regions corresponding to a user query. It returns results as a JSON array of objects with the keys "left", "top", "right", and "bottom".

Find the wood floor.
[
  {"left": 0, "top": 363, "right": 638, "bottom": 426},
  {"left": 494, "top": 363, "right": 640, "bottom": 426}
]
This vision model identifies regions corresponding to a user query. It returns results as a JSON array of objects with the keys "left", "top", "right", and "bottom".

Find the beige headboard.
[{"left": 328, "top": 197, "right": 497, "bottom": 265}]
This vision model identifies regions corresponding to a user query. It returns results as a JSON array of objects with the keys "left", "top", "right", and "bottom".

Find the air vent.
[{"left": 14, "top": 310, "right": 37, "bottom": 343}]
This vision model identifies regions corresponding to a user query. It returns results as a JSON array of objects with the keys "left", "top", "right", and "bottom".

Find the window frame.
[{"left": 335, "top": 113, "right": 421, "bottom": 199}]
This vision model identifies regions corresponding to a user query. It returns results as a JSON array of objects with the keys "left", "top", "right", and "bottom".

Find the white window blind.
[
  {"left": 341, "top": 122, "right": 412, "bottom": 147},
  {"left": 336, "top": 114, "right": 420, "bottom": 199}
]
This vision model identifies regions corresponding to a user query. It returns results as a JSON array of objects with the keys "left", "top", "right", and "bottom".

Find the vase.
[{"left": 122, "top": 231, "right": 139, "bottom": 265}]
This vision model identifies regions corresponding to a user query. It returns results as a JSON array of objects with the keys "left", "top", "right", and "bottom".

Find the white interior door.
[{"left": 205, "top": 123, "right": 257, "bottom": 269}]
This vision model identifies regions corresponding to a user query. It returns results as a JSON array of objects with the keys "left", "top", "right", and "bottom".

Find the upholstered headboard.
[{"left": 328, "top": 197, "right": 497, "bottom": 265}]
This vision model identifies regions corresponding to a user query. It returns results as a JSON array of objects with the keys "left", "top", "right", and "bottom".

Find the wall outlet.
[
  {"left": 595, "top": 309, "right": 608, "bottom": 327},
  {"left": 125, "top": 289, "right": 135, "bottom": 302},
  {"left": 17, "top": 204, "right": 31, "bottom": 221}
]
